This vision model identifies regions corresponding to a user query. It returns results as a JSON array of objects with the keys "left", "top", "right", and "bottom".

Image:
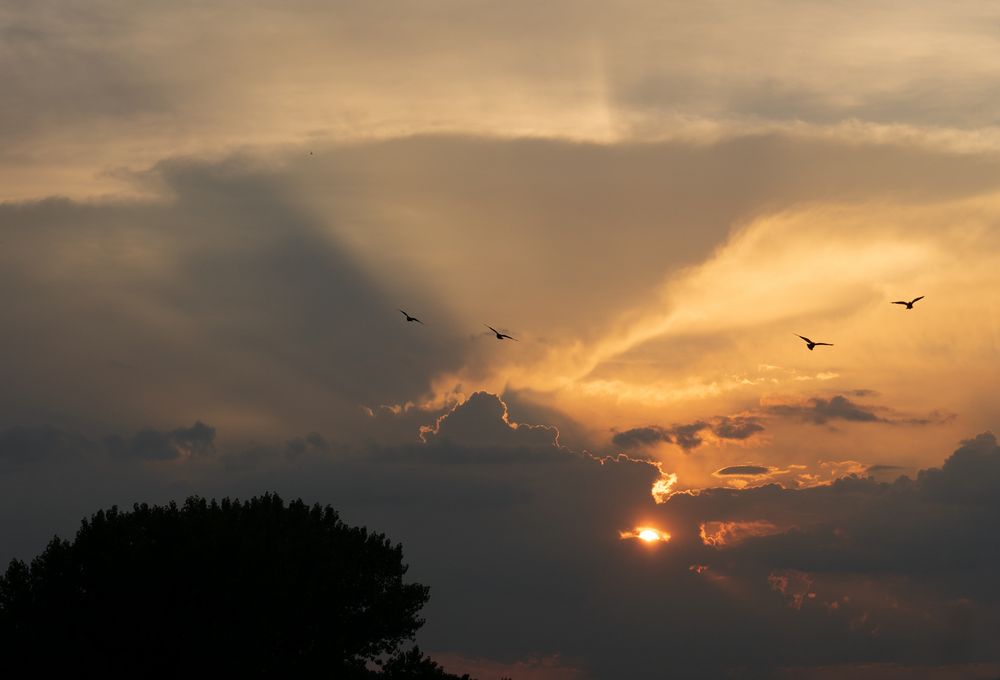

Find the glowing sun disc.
[
  {"left": 619, "top": 526, "right": 671, "bottom": 543},
  {"left": 638, "top": 529, "right": 661, "bottom": 542}
]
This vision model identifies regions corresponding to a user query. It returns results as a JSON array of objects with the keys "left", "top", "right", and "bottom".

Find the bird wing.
[
  {"left": 485, "top": 324, "right": 500, "bottom": 334},
  {"left": 500, "top": 334, "right": 518, "bottom": 341},
  {"left": 399, "top": 309, "right": 409, "bottom": 316},
  {"left": 891, "top": 301, "right": 908, "bottom": 305},
  {"left": 814, "top": 342, "right": 833, "bottom": 346},
  {"left": 910, "top": 296, "right": 925, "bottom": 304},
  {"left": 795, "top": 334, "right": 813, "bottom": 343},
  {"left": 414, "top": 317, "right": 424, "bottom": 324}
]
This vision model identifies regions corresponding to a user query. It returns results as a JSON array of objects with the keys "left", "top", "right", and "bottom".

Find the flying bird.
[
  {"left": 795, "top": 334, "right": 833, "bottom": 351},
  {"left": 891, "top": 295, "right": 924, "bottom": 310},
  {"left": 398, "top": 309, "right": 423, "bottom": 324},
  {"left": 485, "top": 324, "right": 518, "bottom": 341}
]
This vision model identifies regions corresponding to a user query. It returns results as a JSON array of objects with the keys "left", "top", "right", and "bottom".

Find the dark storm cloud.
[
  {"left": 106, "top": 421, "right": 215, "bottom": 460},
  {"left": 2, "top": 396, "right": 1000, "bottom": 678},
  {"left": 715, "top": 465, "right": 771, "bottom": 476}
]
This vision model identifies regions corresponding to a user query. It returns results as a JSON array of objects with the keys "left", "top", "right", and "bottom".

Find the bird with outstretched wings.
[
  {"left": 485, "top": 324, "right": 518, "bottom": 341},
  {"left": 796, "top": 334, "right": 833, "bottom": 351},
  {"left": 891, "top": 296, "right": 924, "bottom": 310}
]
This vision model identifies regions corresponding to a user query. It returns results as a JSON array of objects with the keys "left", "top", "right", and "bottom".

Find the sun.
[
  {"left": 638, "top": 528, "right": 661, "bottom": 542},
  {"left": 619, "top": 526, "right": 671, "bottom": 543}
]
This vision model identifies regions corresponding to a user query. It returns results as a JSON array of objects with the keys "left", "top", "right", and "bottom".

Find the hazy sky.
[{"left": 3, "top": 2, "right": 1000, "bottom": 677}]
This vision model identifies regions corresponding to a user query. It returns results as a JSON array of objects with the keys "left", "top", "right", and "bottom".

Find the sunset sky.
[{"left": 3, "top": 1, "right": 1000, "bottom": 677}]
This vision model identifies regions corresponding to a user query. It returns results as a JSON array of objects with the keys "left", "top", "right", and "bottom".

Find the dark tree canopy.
[{"left": 0, "top": 493, "right": 472, "bottom": 678}]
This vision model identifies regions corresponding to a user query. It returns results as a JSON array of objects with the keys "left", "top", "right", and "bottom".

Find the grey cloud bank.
[{"left": 1, "top": 395, "right": 998, "bottom": 678}]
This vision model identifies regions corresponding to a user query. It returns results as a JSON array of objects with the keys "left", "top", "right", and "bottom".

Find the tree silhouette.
[{"left": 0, "top": 493, "right": 475, "bottom": 678}]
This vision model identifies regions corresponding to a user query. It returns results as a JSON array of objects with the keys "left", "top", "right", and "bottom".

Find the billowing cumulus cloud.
[
  {"left": 918, "top": 431, "right": 1000, "bottom": 504},
  {"left": 420, "top": 392, "right": 559, "bottom": 450}
]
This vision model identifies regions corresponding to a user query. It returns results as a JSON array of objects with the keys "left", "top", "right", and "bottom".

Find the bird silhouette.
[
  {"left": 399, "top": 309, "right": 423, "bottom": 324},
  {"left": 796, "top": 334, "right": 833, "bottom": 351},
  {"left": 485, "top": 324, "right": 518, "bottom": 341},
  {"left": 891, "top": 295, "right": 924, "bottom": 310}
]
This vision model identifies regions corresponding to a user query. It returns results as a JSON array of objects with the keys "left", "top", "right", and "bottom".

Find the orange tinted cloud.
[{"left": 699, "top": 520, "right": 785, "bottom": 547}]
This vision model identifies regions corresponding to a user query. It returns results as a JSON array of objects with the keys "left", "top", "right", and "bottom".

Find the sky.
[{"left": 2, "top": 1, "right": 1000, "bottom": 677}]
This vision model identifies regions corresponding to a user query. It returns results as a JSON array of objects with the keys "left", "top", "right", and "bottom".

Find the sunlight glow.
[
  {"left": 700, "top": 520, "right": 783, "bottom": 547},
  {"left": 619, "top": 526, "right": 671, "bottom": 543},
  {"left": 638, "top": 529, "right": 660, "bottom": 542},
  {"left": 651, "top": 471, "right": 678, "bottom": 503}
]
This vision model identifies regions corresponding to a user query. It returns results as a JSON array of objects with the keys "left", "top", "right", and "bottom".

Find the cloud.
[
  {"left": 865, "top": 464, "right": 904, "bottom": 473},
  {"left": 613, "top": 415, "right": 764, "bottom": 451},
  {"left": 0, "top": 134, "right": 993, "bottom": 471},
  {"left": 699, "top": 519, "right": 782, "bottom": 547},
  {"left": 865, "top": 464, "right": 906, "bottom": 479},
  {"left": 0, "top": 157, "right": 472, "bottom": 444},
  {"left": 106, "top": 421, "right": 216, "bottom": 461},
  {"left": 285, "top": 432, "right": 331, "bottom": 459},
  {"left": 766, "top": 395, "right": 884, "bottom": 424},
  {"left": 666, "top": 432, "right": 1000, "bottom": 583},
  {"left": 3, "top": 4, "right": 1000, "bottom": 675},
  {"left": 764, "top": 394, "right": 954, "bottom": 427},
  {"left": 671, "top": 421, "right": 709, "bottom": 450},
  {"left": 0, "top": 425, "right": 97, "bottom": 466},
  {"left": 8, "top": 1, "right": 1000, "bottom": 200},
  {"left": 715, "top": 465, "right": 772, "bottom": 476},
  {"left": 2, "top": 396, "right": 1000, "bottom": 677},
  {"left": 0, "top": 421, "right": 218, "bottom": 466},
  {"left": 918, "top": 431, "right": 1000, "bottom": 504},
  {"left": 420, "top": 392, "right": 559, "bottom": 450},
  {"left": 611, "top": 425, "right": 673, "bottom": 449},
  {"left": 712, "top": 416, "right": 765, "bottom": 440}
]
